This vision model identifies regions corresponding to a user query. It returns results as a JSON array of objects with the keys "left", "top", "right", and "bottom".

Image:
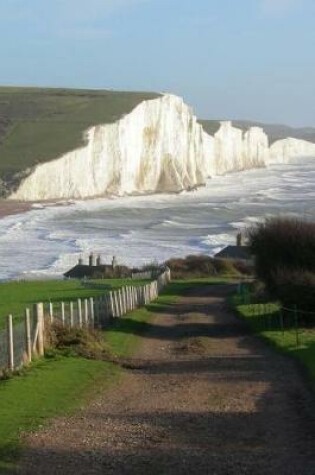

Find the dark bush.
[
  {"left": 232, "top": 259, "right": 253, "bottom": 276},
  {"left": 248, "top": 217, "right": 315, "bottom": 311},
  {"left": 248, "top": 218, "right": 315, "bottom": 282},
  {"left": 271, "top": 268, "right": 315, "bottom": 315}
]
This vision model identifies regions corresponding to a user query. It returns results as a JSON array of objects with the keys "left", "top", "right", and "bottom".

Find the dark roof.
[
  {"left": 64, "top": 264, "right": 132, "bottom": 279},
  {"left": 214, "top": 246, "right": 252, "bottom": 260},
  {"left": 64, "top": 264, "right": 112, "bottom": 278}
]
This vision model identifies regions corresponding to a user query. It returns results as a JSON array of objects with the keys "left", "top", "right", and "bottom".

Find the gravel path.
[{"left": 17, "top": 284, "right": 315, "bottom": 474}]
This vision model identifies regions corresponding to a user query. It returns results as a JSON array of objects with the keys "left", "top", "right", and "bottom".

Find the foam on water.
[{"left": 0, "top": 159, "right": 314, "bottom": 280}]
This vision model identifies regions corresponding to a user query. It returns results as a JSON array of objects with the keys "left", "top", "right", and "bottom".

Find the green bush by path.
[{"left": 0, "top": 278, "right": 149, "bottom": 328}]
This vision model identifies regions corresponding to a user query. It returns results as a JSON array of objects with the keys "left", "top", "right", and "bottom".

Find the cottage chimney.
[
  {"left": 89, "top": 253, "right": 95, "bottom": 267},
  {"left": 236, "top": 232, "right": 243, "bottom": 247},
  {"left": 78, "top": 257, "right": 83, "bottom": 265},
  {"left": 96, "top": 255, "right": 102, "bottom": 266}
]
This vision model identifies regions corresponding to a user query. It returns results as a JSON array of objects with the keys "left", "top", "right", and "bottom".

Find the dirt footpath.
[{"left": 17, "top": 285, "right": 315, "bottom": 474}]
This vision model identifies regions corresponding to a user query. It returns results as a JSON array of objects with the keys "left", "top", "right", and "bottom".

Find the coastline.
[
  {"left": 0, "top": 200, "right": 33, "bottom": 219},
  {"left": 0, "top": 199, "right": 76, "bottom": 220}
]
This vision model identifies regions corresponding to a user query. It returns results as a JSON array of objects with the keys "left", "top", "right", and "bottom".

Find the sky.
[{"left": 0, "top": 0, "right": 314, "bottom": 126}]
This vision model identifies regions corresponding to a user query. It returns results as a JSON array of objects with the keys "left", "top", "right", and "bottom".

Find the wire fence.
[
  {"left": 0, "top": 268, "right": 171, "bottom": 377},
  {"left": 236, "top": 283, "right": 315, "bottom": 347}
]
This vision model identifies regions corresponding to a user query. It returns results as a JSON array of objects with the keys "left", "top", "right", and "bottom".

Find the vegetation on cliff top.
[{"left": 0, "top": 87, "right": 159, "bottom": 192}]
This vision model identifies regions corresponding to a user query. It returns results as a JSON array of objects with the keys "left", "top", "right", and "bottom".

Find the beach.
[{"left": 0, "top": 200, "right": 32, "bottom": 219}]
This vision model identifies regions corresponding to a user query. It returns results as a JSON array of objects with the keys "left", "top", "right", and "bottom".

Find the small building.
[
  {"left": 214, "top": 232, "right": 253, "bottom": 264},
  {"left": 214, "top": 245, "right": 252, "bottom": 262},
  {"left": 64, "top": 254, "right": 132, "bottom": 279}
]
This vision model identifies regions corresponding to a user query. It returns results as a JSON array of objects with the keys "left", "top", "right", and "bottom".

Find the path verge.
[{"left": 15, "top": 281, "right": 315, "bottom": 475}]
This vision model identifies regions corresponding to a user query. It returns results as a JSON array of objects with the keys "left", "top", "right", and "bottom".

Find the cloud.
[{"left": 260, "top": 0, "right": 297, "bottom": 15}]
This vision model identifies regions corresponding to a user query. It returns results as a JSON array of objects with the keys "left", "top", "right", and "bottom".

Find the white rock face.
[
  {"left": 10, "top": 95, "right": 208, "bottom": 201},
  {"left": 213, "top": 122, "right": 269, "bottom": 174},
  {"left": 269, "top": 138, "right": 315, "bottom": 163},
  {"left": 9, "top": 94, "right": 315, "bottom": 201}
]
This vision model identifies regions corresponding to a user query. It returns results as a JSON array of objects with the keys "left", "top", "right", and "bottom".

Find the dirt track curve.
[{"left": 16, "top": 284, "right": 315, "bottom": 474}]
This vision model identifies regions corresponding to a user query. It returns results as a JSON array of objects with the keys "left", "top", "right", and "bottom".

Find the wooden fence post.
[
  {"left": 89, "top": 297, "right": 95, "bottom": 327},
  {"left": 130, "top": 287, "right": 134, "bottom": 310},
  {"left": 61, "top": 301, "right": 65, "bottom": 326},
  {"left": 34, "top": 303, "right": 44, "bottom": 357},
  {"left": 127, "top": 287, "right": 132, "bottom": 311},
  {"left": 77, "top": 299, "right": 82, "bottom": 328},
  {"left": 115, "top": 292, "right": 120, "bottom": 317},
  {"left": 25, "top": 308, "right": 32, "bottom": 363},
  {"left": 7, "top": 314, "right": 14, "bottom": 371},
  {"left": 49, "top": 301, "right": 54, "bottom": 324},
  {"left": 118, "top": 290, "right": 123, "bottom": 317},
  {"left": 94, "top": 298, "right": 100, "bottom": 326},
  {"left": 133, "top": 286, "right": 136, "bottom": 309},
  {"left": 84, "top": 299, "right": 89, "bottom": 326},
  {"left": 70, "top": 301, "right": 74, "bottom": 328},
  {"left": 122, "top": 287, "right": 127, "bottom": 314},
  {"left": 109, "top": 292, "right": 115, "bottom": 318}
]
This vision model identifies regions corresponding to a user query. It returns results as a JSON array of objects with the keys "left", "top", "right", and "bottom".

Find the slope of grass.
[
  {"left": 233, "top": 298, "right": 315, "bottom": 386},
  {"left": 0, "top": 357, "right": 119, "bottom": 472},
  {"left": 0, "top": 277, "right": 150, "bottom": 327},
  {"left": 0, "top": 87, "right": 159, "bottom": 186}
]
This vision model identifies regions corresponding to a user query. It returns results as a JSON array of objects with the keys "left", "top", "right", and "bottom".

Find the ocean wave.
[{"left": 0, "top": 159, "right": 314, "bottom": 280}]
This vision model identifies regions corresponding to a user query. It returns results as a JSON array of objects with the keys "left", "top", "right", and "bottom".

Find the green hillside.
[{"left": 0, "top": 87, "right": 160, "bottom": 193}]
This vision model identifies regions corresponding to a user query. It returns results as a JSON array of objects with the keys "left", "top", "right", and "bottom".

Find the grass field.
[
  {"left": 0, "top": 278, "right": 149, "bottom": 328},
  {"left": 0, "top": 87, "right": 159, "bottom": 187},
  {"left": 233, "top": 298, "right": 315, "bottom": 386},
  {"left": 0, "top": 357, "right": 119, "bottom": 472},
  {"left": 0, "top": 277, "right": 224, "bottom": 471}
]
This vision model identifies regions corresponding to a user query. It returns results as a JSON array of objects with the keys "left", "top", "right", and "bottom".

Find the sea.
[{"left": 0, "top": 158, "right": 314, "bottom": 281}]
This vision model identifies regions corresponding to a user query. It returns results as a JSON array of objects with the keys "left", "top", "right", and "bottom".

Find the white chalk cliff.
[
  {"left": 269, "top": 138, "right": 315, "bottom": 164},
  {"left": 9, "top": 94, "right": 315, "bottom": 201}
]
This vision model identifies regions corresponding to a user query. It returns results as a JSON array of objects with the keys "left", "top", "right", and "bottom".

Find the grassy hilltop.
[{"left": 0, "top": 87, "right": 160, "bottom": 193}]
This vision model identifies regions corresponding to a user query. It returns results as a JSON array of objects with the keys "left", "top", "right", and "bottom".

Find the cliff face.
[
  {"left": 10, "top": 95, "right": 208, "bottom": 201},
  {"left": 269, "top": 138, "right": 315, "bottom": 163},
  {"left": 9, "top": 94, "right": 315, "bottom": 201},
  {"left": 213, "top": 122, "right": 269, "bottom": 175}
]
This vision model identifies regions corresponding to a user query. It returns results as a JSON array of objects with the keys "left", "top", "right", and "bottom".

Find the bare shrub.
[
  {"left": 47, "top": 322, "right": 111, "bottom": 360},
  {"left": 165, "top": 254, "right": 248, "bottom": 279}
]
